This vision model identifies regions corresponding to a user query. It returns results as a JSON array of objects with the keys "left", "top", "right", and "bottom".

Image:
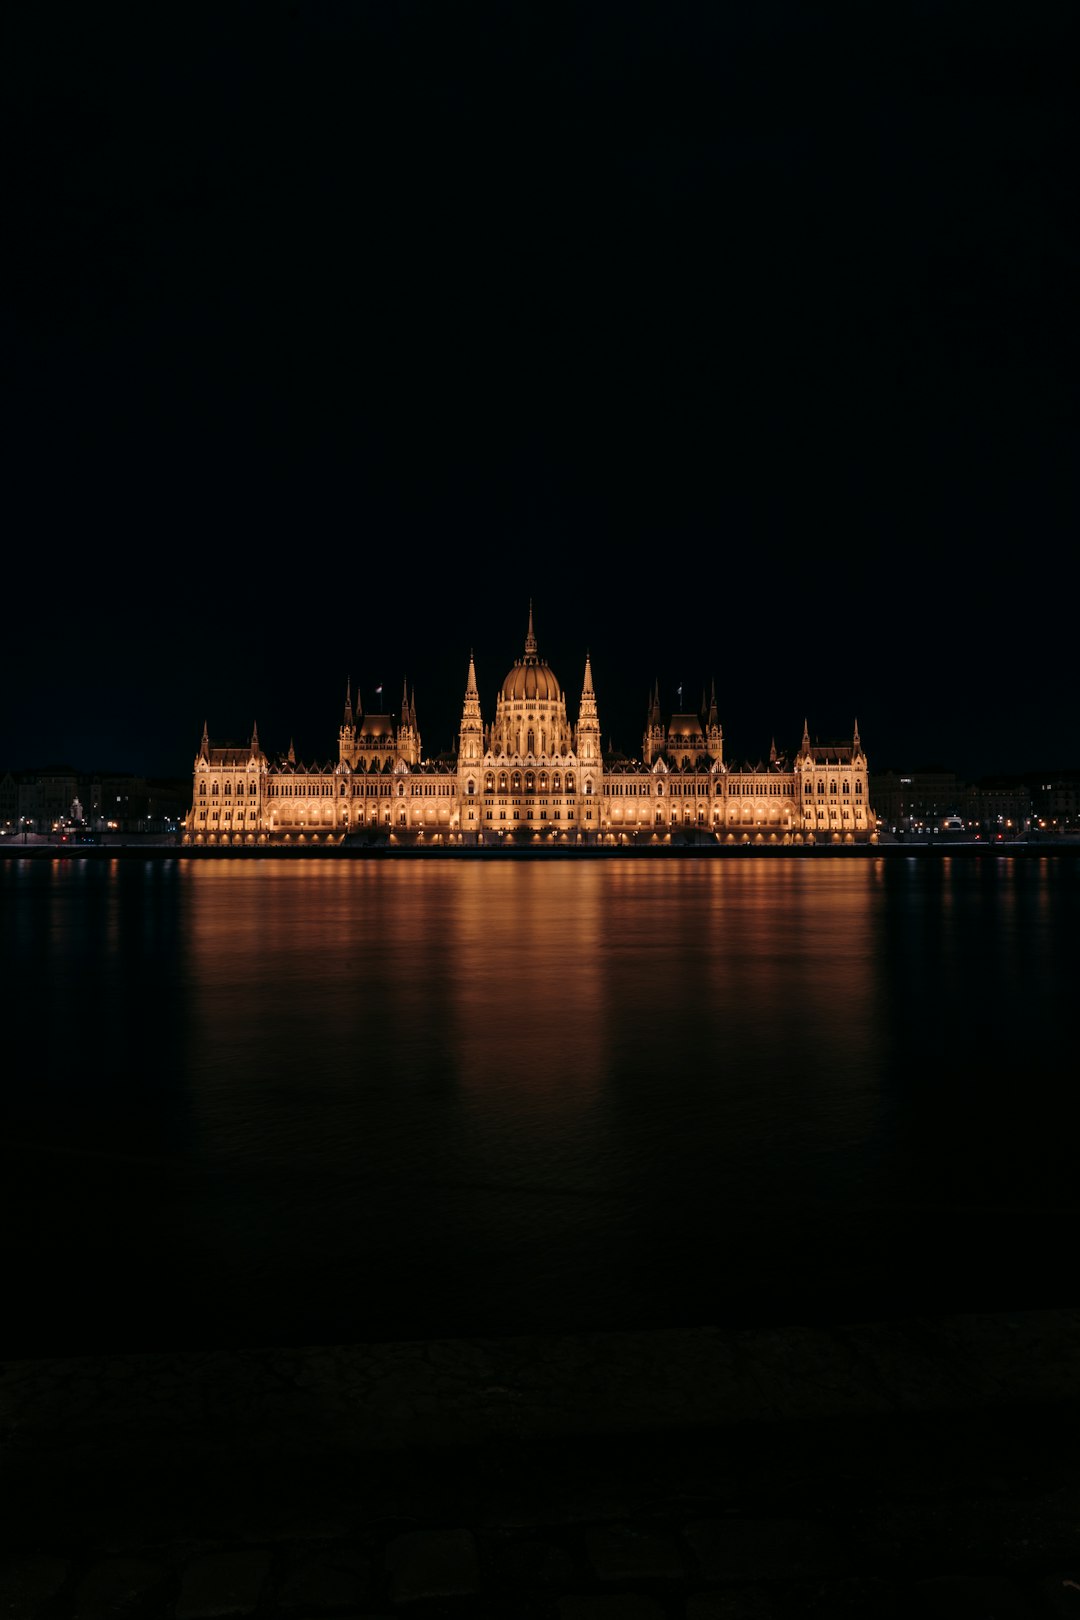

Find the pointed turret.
[
  {"left": 525, "top": 600, "right": 537, "bottom": 658},
  {"left": 705, "top": 679, "right": 723, "bottom": 764},
  {"left": 575, "top": 650, "right": 601, "bottom": 769},
  {"left": 853, "top": 717, "right": 861, "bottom": 753},
  {"left": 769, "top": 737, "right": 778, "bottom": 765},
  {"left": 458, "top": 648, "right": 484, "bottom": 773},
  {"left": 288, "top": 738, "right": 296, "bottom": 765},
  {"left": 396, "top": 678, "right": 421, "bottom": 764},
  {"left": 801, "top": 717, "right": 811, "bottom": 757},
  {"left": 644, "top": 680, "right": 665, "bottom": 766},
  {"left": 338, "top": 680, "right": 359, "bottom": 769},
  {"left": 251, "top": 720, "right": 259, "bottom": 753},
  {"left": 199, "top": 720, "right": 209, "bottom": 762}
]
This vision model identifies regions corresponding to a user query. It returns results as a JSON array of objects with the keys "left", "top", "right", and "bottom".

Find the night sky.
[{"left": 5, "top": 2, "right": 1076, "bottom": 781}]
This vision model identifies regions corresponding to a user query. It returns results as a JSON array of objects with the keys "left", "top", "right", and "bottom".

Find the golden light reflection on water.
[
  {"left": 5, "top": 854, "right": 1080, "bottom": 1347},
  {"left": 181, "top": 860, "right": 888, "bottom": 1186}
]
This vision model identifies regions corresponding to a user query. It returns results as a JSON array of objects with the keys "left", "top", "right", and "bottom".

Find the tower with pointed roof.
[
  {"left": 575, "top": 653, "right": 600, "bottom": 770},
  {"left": 643, "top": 682, "right": 665, "bottom": 766},
  {"left": 705, "top": 680, "right": 723, "bottom": 765},
  {"left": 396, "top": 680, "right": 421, "bottom": 766}
]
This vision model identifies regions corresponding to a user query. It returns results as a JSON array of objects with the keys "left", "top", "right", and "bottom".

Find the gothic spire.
[
  {"left": 199, "top": 720, "right": 209, "bottom": 761},
  {"left": 707, "top": 679, "right": 719, "bottom": 728},
  {"left": 801, "top": 717, "right": 811, "bottom": 756},
  {"left": 343, "top": 679, "right": 354, "bottom": 728},
  {"left": 525, "top": 599, "right": 537, "bottom": 658},
  {"left": 853, "top": 716, "right": 861, "bottom": 751},
  {"left": 582, "top": 651, "right": 594, "bottom": 696},
  {"left": 251, "top": 720, "right": 259, "bottom": 751},
  {"left": 466, "top": 650, "right": 478, "bottom": 696}
]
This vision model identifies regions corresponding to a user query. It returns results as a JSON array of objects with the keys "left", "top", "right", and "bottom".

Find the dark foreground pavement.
[{"left": 5, "top": 1310, "right": 1080, "bottom": 1618}]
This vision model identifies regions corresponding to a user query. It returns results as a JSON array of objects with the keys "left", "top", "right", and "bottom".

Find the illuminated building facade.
[{"left": 185, "top": 608, "right": 876, "bottom": 844}]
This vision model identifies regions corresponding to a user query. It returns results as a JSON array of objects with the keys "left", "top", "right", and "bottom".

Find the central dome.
[
  {"left": 501, "top": 658, "right": 561, "bottom": 703},
  {"left": 500, "top": 605, "right": 562, "bottom": 704}
]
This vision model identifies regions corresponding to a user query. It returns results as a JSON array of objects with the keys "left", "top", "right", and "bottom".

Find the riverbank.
[
  {"left": 5, "top": 1308, "right": 1080, "bottom": 1617},
  {"left": 2, "top": 838, "right": 1079, "bottom": 860}
]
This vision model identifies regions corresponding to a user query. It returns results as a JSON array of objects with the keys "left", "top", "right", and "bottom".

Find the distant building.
[
  {"left": 870, "top": 770, "right": 966, "bottom": 832},
  {"left": 1030, "top": 772, "right": 1080, "bottom": 832},
  {"left": 0, "top": 771, "right": 17, "bottom": 835},
  {"left": 185, "top": 607, "right": 877, "bottom": 845},
  {"left": 1, "top": 769, "right": 188, "bottom": 835},
  {"left": 968, "top": 777, "right": 1032, "bottom": 834}
]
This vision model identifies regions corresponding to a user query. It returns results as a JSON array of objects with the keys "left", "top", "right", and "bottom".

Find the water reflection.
[{"left": 1, "top": 856, "right": 1077, "bottom": 1353}]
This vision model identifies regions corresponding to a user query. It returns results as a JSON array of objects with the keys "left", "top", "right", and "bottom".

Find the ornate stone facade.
[{"left": 185, "top": 608, "right": 876, "bottom": 845}]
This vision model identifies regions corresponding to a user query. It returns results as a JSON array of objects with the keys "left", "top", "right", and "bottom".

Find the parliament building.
[{"left": 184, "top": 608, "right": 876, "bottom": 845}]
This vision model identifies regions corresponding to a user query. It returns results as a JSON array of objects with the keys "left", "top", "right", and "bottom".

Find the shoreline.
[{"left": 1, "top": 840, "right": 1078, "bottom": 861}]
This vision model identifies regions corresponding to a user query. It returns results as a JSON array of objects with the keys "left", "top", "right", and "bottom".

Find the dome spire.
[
  {"left": 525, "top": 599, "right": 537, "bottom": 658},
  {"left": 466, "top": 649, "right": 478, "bottom": 696},
  {"left": 582, "top": 651, "right": 594, "bottom": 696}
]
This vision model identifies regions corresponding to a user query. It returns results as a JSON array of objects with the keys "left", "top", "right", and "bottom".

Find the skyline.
[{"left": 6, "top": 6, "right": 1075, "bottom": 781}]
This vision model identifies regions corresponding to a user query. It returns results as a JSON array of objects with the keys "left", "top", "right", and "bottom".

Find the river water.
[{"left": 2, "top": 855, "right": 1077, "bottom": 1354}]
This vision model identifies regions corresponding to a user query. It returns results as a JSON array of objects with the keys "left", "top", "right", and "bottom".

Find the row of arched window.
[
  {"left": 483, "top": 770, "right": 578, "bottom": 794},
  {"left": 199, "top": 781, "right": 258, "bottom": 797}
]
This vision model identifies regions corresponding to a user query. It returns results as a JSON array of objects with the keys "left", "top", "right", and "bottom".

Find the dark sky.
[{"left": 5, "top": 2, "right": 1076, "bottom": 780}]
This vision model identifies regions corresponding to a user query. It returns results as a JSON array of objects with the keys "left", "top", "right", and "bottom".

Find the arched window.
[
  {"left": 565, "top": 772, "right": 575, "bottom": 793},
  {"left": 212, "top": 782, "right": 219, "bottom": 796},
  {"left": 397, "top": 782, "right": 405, "bottom": 798},
  {"left": 553, "top": 772, "right": 561, "bottom": 792},
  {"left": 249, "top": 781, "right": 257, "bottom": 795},
  {"left": 466, "top": 779, "right": 475, "bottom": 796},
  {"left": 224, "top": 781, "right": 232, "bottom": 796},
  {"left": 499, "top": 772, "right": 508, "bottom": 792},
  {"left": 199, "top": 783, "right": 206, "bottom": 796},
  {"left": 527, "top": 728, "right": 535, "bottom": 754},
  {"left": 485, "top": 772, "right": 494, "bottom": 792},
  {"left": 585, "top": 779, "right": 593, "bottom": 796},
  {"left": 539, "top": 772, "right": 548, "bottom": 791},
  {"left": 512, "top": 772, "right": 522, "bottom": 793},
  {"left": 525, "top": 772, "right": 535, "bottom": 793}
]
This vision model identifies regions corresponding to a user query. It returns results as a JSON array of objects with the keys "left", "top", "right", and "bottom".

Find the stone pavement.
[{"left": 4, "top": 1311, "right": 1080, "bottom": 1617}]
